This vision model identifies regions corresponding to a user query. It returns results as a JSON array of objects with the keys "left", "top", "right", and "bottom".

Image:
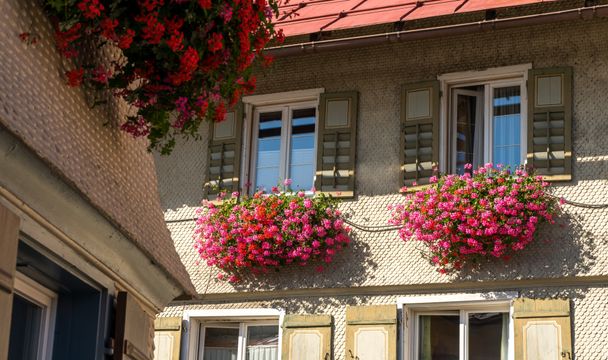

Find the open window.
[{"left": 441, "top": 66, "right": 528, "bottom": 174}]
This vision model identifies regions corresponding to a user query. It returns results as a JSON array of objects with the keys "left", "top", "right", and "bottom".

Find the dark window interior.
[{"left": 14, "top": 241, "right": 111, "bottom": 360}]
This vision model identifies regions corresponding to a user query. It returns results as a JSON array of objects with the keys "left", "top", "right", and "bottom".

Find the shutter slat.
[
  {"left": 315, "top": 92, "right": 358, "bottom": 198},
  {"left": 401, "top": 81, "right": 440, "bottom": 187},
  {"left": 205, "top": 105, "right": 244, "bottom": 199},
  {"left": 527, "top": 68, "right": 572, "bottom": 181}
]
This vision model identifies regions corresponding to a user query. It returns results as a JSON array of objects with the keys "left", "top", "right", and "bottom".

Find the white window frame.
[
  {"left": 182, "top": 308, "right": 284, "bottom": 360},
  {"left": 438, "top": 64, "right": 531, "bottom": 173},
  {"left": 241, "top": 88, "right": 324, "bottom": 195},
  {"left": 251, "top": 101, "right": 319, "bottom": 192},
  {"left": 398, "top": 292, "right": 517, "bottom": 360},
  {"left": 13, "top": 272, "right": 57, "bottom": 360}
]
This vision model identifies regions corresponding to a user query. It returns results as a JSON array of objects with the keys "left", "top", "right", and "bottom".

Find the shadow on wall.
[
  {"left": 154, "top": 132, "right": 209, "bottom": 213},
  {"left": 457, "top": 209, "right": 599, "bottom": 282},
  {"left": 268, "top": 295, "right": 375, "bottom": 315},
  {"left": 231, "top": 231, "right": 379, "bottom": 292}
]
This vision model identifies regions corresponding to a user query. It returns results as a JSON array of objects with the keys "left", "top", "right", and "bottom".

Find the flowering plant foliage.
[
  {"left": 44, "top": 0, "right": 285, "bottom": 153},
  {"left": 194, "top": 181, "right": 351, "bottom": 282},
  {"left": 389, "top": 164, "right": 560, "bottom": 274}
]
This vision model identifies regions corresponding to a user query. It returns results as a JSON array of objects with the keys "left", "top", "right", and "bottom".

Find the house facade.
[
  {"left": 155, "top": 1, "right": 608, "bottom": 359},
  {"left": 0, "top": 0, "right": 195, "bottom": 359}
]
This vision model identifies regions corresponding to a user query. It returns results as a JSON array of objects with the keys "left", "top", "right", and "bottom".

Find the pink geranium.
[
  {"left": 389, "top": 164, "right": 559, "bottom": 273},
  {"left": 194, "top": 181, "right": 350, "bottom": 281}
]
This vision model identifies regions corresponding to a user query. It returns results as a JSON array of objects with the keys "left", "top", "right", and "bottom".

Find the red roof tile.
[{"left": 275, "top": 0, "right": 553, "bottom": 37}]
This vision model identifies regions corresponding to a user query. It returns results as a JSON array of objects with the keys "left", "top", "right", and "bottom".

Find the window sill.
[
  {"left": 541, "top": 174, "right": 572, "bottom": 182},
  {"left": 401, "top": 184, "right": 432, "bottom": 194}
]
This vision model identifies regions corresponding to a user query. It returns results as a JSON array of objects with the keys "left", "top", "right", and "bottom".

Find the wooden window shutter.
[
  {"left": 282, "top": 314, "right": 332, "bottom": 360},
  {"left": 316, "top": 92, "right": 358, "bottom": 198},
  {"left": 204, "top": 104, "right": 244, "bottom": 199},
  {"left": 0, "top": 203, "right": 20, "bottom": 360},
  {"left": 400, "top": 81, "right": 440, "bottom": 187},
  {"left": 527, "top": 67, "right": 573, "bottom": 181},
  {"left": 114, "top": 291, "right": 155, "bottom": 360},
  {"left": 345, "top": 305, "right": 397, "bottom": 360},
  {"left": 153, "top": 317, "right": 182, "bottom": 360},
  {"left": 513, "top": 298, "right": 572, "bottom": 360}
]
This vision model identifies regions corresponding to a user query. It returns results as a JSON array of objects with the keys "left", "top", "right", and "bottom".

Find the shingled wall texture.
[
  {"left": 0, "top": 0, "right": 193, "bottom": 293},
  {"left": 155, "top": 15, "right": 608, "bottom": 359}
]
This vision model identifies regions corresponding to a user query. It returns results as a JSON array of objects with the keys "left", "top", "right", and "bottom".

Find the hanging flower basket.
[
  {"left": 389, "top": 164, "right": 560, "bottom": 274},
  {"left": 42, "top": 0, "right": 284, "bottom": 153},
  {"left": 194, "top": 182, "right": 351, "bottom": 282}
]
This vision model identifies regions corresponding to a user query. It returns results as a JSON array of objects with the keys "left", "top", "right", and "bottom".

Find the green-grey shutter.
[
  {"left": 316, "top": 92, "right": 358, "bottom": 198},
  {"left": 0, "top": 203, "right": 20, "bottom": 359},
  {"left": 513, "top": 298, "right": 572, "bottom": 360},
  {"left": 527, "top": 67, "right": 573, "bottom": 181},
  {"left": 282, "top": 314, "right": 332, "bottom": 360},
  {"left": 345, "top": 305, "right": 397, "bottom": 360},
  {"left": 204, "top": 104, "right": 244, "bottom": 199},
  {"left": 400, "top": 81, "right": 440, "bottom": 187},
  {"left": 114, "top": 291, "right": 155, "bottom": 360},
  {"left": 154, "top": 317, "right": 182, "bottom": 360}
]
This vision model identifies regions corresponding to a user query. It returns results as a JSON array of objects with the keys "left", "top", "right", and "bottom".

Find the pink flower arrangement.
[
  {"left": 389, "top": 164, "right": 559, "bottom": 274},
  {"left": 194, "top": 182, "right": 351, "bottom": 282}
]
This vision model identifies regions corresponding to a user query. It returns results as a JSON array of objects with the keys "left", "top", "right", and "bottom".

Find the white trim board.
[{"left": 243, "top": 88, "right": 325, "bottom": 106}]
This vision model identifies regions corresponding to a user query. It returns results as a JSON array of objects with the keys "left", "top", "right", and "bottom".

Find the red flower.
[
  {"left": 99, "top": 17, "right": 119, "bottom": 40},
  {"left": 139, "top": 13, "right": 165, "bottom": 45},
  {"left": 118, "top": 29, "right": 136, "bottom": 49},
  {"left": 65, "top": 68, "right": 85, "bottom": 87},
  {"left": 91, "top": 66, "right": 112, "bottom": 84},
  {"left": 198, "top": 0, "right": 212, "bottom": 9},
  {"left": 77, "top": 0, "right": 104, "bottom": 19},
  {"left": 169, "top": 46, "right": 199, "bottom": 85},
  {"left": 167, "top": 31, "right": 184, "bottom": 52},
  {"left": 139, "top": 0, "right": 164, "bottom": 12},
  {"left": 207, "top": 33, "right": 224, "bottom": 52}
]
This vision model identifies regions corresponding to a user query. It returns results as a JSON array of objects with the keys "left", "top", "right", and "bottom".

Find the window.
[
  {"left": 252, "top": 103, "right": 317, "bottom": 192},
  {"left": 440, "top": 65, "right": 529, "bottom": 174},
  {"left": 198, "top": 321, "right": 280, "bottom": 360},
  {"left": 401, "top": 293, "right": 515, "bottom": 360},
  {"left": 9, "top": 273, "right": 56, "bottom": 360}
]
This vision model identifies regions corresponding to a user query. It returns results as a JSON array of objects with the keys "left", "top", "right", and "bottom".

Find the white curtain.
[{"left": 246, "top": 345, "right": 278, "bottom": 360}]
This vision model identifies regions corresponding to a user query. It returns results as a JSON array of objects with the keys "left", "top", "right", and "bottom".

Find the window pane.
[
  {"left": 493, "top": 86, "right": 521, "bottom": 169},
  {"left": 256, "top": 111, "right": 282, "bottom": 191},
  {"left": 289, "top": 108, "right": 316, "bottom": 191},
  {"left": 468, "top": 313, "right": 509, "bottom": 360},
  {"left": 454, "top": 93, "right": 482, "bottom": 174},
  {"left": 203, "top": 327, "right": 239, "bottom": 360},
  {"left": 246, "top": 325, "right": 279, "bottom": 360},
  {"left": 418, "top": 315, "right": 459, "bottom": 360},
  {"left": 9, "top": 294, "right": 43, "bottom": 360}
]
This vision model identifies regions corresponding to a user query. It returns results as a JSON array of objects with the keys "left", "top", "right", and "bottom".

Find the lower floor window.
[
  {"left": 199, "top": 321, "right": 279, "bottom": 360},
  {"left": 417, "top": 312, "right": 509, "bottom": 360},
  {"left": 9, "top": 273, "right": 56, "bottom": 360}
]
